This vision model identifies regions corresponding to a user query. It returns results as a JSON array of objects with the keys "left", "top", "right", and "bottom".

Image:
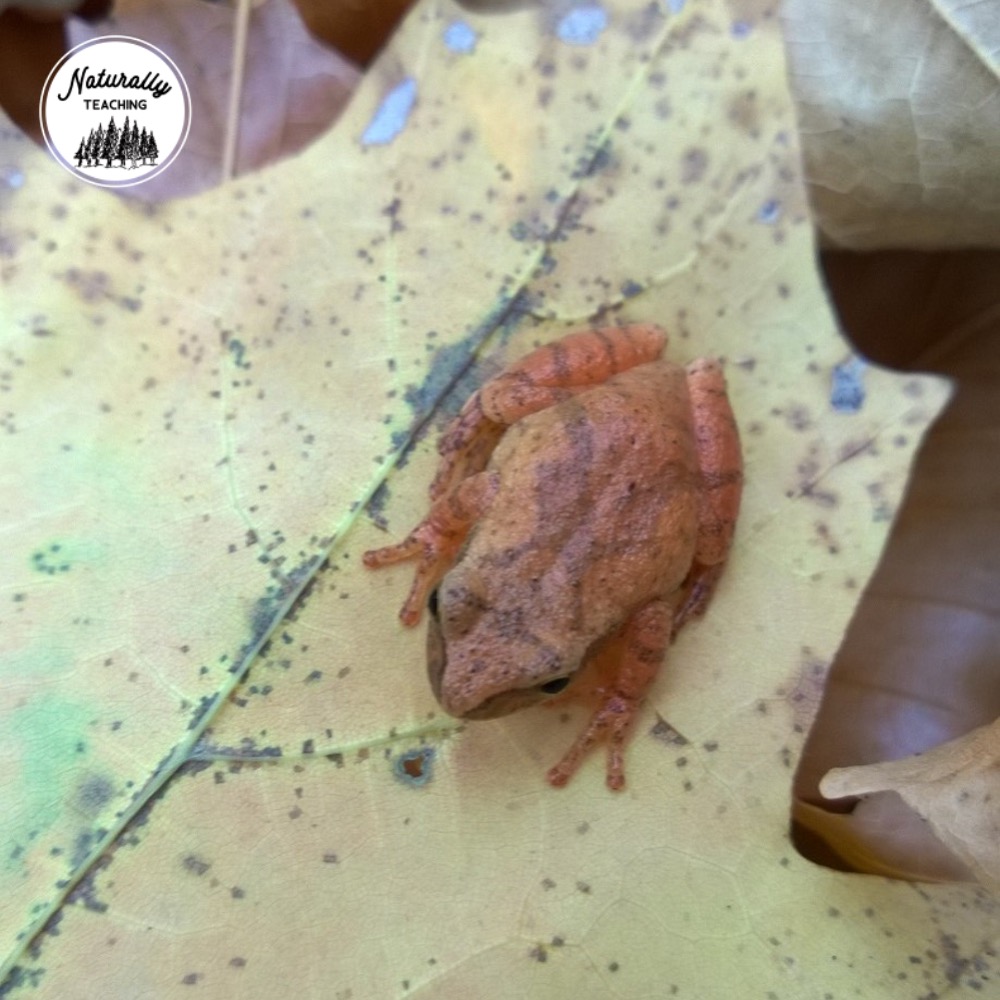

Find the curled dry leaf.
[
  {"left": 821, "top": 717, "right": 1000, "bottom": 894},
  {"left": 792, "top": 251, "right": 1000, "bottom": 892},
  {"left": 782, "top": 0, "right": 1000, "bottom": 249}
]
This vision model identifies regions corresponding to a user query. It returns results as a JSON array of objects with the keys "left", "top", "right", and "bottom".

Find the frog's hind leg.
[
  {"left": 430, "top": 405, "right": 504, "bottom": 500},
  {"left": 547, "top": 598, "right": 672, "bottom": 791},
  {"left": 432, "top": 325, "right": 666, "bottom": 499},
  {"left": 674, "top": 358, "right": 743, "bottom": 634},
  {"left": 480, "top": 324, "right": 666, "bottom": 425},
  {"left": 363, "top": 471, "right": 498, "bottom": 626}
]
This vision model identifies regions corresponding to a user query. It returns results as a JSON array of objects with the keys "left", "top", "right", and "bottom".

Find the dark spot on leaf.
[
  {"left": 650, "top": 717, "right": 689, "bottom": 746},
  {"left": 681, "top": 147, "right": 708, "bottom": 184},
  {"left": 394, "top": 747, "right": 435, "bottom": 787},
  {"left": 572, "top": 136, "right": 613, "bottom": 179},
  {"left": 67, "top": 862, "right": 109, "bottom": 912},
  {"left": 74, "top": 774, "right": 115, "bottom": 816},
  {"left": 70, "top": 830, "right": 97, "bottom": 869},
  {"left": 183, "top": 854, "right": 211, "bottom": 876},
  {"left": 188, "top": 694, "right": 218, "bottom": 731},
  {"left": 727, "top": 90, "right": 760, "bottom": 137}
]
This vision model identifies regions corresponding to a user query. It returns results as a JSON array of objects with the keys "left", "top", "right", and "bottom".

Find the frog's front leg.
[
  {"left": 363, "top": 471, "right": 498, "bottom": 626},
  {"left": 673, "top": 358, "right": 743, "bottom": 633},
  {"left": 431, "top": 325, "right": 666, "bottom": 499},
  {"left": 547, "top": 598, "right": 672, "bottom": 791}
]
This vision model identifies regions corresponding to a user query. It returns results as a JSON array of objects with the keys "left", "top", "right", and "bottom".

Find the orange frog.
[{"left": 364, "top": 325, "right": 742, "bottom": 790}]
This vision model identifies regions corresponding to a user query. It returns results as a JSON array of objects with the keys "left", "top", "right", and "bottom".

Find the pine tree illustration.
[
  {"left": 129, "top": 121, "right": 140, "bottom": 168},
  {"left": 73, "top": 117, "right": 162, "bottom": 170},
  {"left": 115, "top": 115, "right": 131, "bottom": 168},
  {"left": 87, "top": 124, "right": 104, "bottom": 167},
  {"left": 100, "top": 117, "right": 119, "bottom": 168}
]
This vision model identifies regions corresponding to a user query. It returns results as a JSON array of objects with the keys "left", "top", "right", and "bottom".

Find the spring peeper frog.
[{"left": 364, "top": 325, "right": 742, "bottom": 790}]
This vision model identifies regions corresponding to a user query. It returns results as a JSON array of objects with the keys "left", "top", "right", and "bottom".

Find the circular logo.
[{"left": 39, "top": 35, "right": 191, "bottom": 188}]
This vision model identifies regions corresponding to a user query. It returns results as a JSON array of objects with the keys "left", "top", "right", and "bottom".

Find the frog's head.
[{"left": 425, "top": 581, "right": 583, "bottom": 719}]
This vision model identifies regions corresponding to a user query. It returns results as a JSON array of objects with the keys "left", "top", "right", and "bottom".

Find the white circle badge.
[{"left": 40, "top": 35, "right": 191, "bottom": 188}]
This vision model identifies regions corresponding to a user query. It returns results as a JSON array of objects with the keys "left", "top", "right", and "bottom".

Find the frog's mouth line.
[
  {"left": 459, "top": 685, "right": 555, "bottom": 720},
  {"left": 433, "top": 653, "right": 577, "bottom": 720}
]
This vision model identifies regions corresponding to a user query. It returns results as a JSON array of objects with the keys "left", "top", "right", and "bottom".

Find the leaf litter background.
[{"left": 1, "top": 0, "right": 999, "bottom": 997}]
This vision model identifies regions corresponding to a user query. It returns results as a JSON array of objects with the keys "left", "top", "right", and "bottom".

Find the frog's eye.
[
  {"left": 427, "top": 587, "right": 440, "bottom": 620},
  {"left": 538, "top": 676, "right": 571, "bottom": 695}
]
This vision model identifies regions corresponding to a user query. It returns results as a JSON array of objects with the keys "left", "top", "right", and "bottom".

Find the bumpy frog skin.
[{"left": 364, "top": 326, "right": 742, "bottom": 790}]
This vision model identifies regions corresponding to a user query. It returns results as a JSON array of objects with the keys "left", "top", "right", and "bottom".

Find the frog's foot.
[
  {"left": 546, "top": 598, "right": 672, "bottom": 791},
  {"left": 362, "top": 533, "right": 432, "bottom": 625},
  {"left": 363, "top": 471, "right": 498, "bottom": 626},
  {"left": 546, "top": 693, "right": 641, "bottom": 791}
]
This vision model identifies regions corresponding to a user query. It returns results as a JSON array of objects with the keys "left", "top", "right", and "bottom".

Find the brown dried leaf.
[
  {"left": 821, "top": 717, "right": 1000, "bottom": 893},
  {"left": 782, "top": 0, "right": 1000, "bottom": 248},
  {"left": 792, "top": 250, "right": 1000, "bottom": 891}
]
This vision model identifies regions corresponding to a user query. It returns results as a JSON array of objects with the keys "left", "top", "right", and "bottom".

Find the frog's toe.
[
  {"left": 546, "top": 695, "right": 636, "bottom": 790},
  {"left": 363, "top": 537, "right": 422, "bottom": 568}
]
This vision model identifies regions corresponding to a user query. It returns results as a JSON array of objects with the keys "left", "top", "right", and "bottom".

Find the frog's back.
[{"left": 462, "top": 360, "right": 701, "bottom": 640}]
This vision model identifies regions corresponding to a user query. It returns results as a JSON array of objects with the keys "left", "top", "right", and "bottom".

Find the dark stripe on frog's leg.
[
  {"left": 593, "top": 327, "right": 619, "bottom": 372},
  {"left": 549, "top": 338, "right": 572, "bottom": 385}
]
